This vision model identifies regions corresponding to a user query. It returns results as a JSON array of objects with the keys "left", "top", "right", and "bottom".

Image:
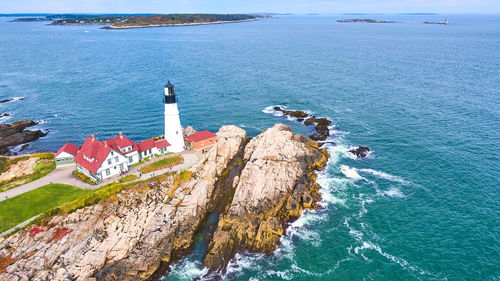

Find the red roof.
[
  {"left": 155, "top": 139, "right": 170, "bottom": 149},
  {"left": 74, "top": 136, "right": 112, "bottom": 174},
  {"left": 106, "top": 133, "right": 138, "bottom": 155},
  {"left": 137, "top": 138, "right": 155, "bottom": 153},
  {"left": 186, "top": 130, "right": 217, "bottom": 143},
  {"left": 55, "top": 142, "right": 79, "bottom": 157}
]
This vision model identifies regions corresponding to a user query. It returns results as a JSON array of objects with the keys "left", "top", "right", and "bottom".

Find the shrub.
[
  {"left": 72, "top": 170, "right": 96, "bottom": 185},
  {"left": 30, "top": 153, "right": 54, "bottom": 160},
  {"left": 168, "top": 170, "right": 193, "bottom": 198},
  {"left": 0, "top": 157, "right": 8, "bottom": 174}
]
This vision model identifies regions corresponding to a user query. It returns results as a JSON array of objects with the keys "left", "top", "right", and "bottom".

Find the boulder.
[{"left": 349, "top": 146, "right": 371, "bottom": 157}]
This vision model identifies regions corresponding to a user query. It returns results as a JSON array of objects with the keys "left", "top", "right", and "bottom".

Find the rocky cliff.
[
  {"left": 203, "top": 124, "right": 329, "bottom": 272},
  {"left": 0, "top": 125, "right": 248, "bottom": 281},
  {"left": 0, "top": 123, "right": 329, "bottom": 280}
]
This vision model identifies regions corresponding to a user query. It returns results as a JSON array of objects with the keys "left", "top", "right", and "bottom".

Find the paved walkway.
[{"left": 0, "top": 150, "right": 201, "bottom": 202}]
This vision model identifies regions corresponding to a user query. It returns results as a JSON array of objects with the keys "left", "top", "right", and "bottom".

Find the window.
[
  {"left": 111, "top": 151, "right": 114, "bottom": 156},
  {"left": 115, "top": 156, "right": 119, "bottom": 163},
  {"left": 105, "top": 169, "right": 110, "bottom": 176},
  {"left": 107, "top": 159, "right": 112, "bottom": 165},
  {"left": 129, "top": 156, "right": 133, "bottom": 163},
  {"left": 119, "top": 163, "right": 124, "bottom": 170}
]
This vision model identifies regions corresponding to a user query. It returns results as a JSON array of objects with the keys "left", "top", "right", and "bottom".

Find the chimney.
[
  {"left": 119, "top": 131, "right": 123, "bottom": 139},
  {"left": 104, "top": 140, "right": 108, "bottom": 147},
  {"left": 91, "top": 134, "right": 95, "bottom": 142}
]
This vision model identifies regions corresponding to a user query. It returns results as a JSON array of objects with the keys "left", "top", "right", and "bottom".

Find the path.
[{"left": 0, "top": 150, "right": 201, "bottom": 202}]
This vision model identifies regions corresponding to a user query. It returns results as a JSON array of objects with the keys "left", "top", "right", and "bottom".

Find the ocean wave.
[
  {"left": 167, "top": 259, "right": 208, "bottom": 281},
  {"left": 262, "top": 105, "right": 285, "bottom": 117},
  {"left": 354, "top": 240, "right": 432, "bottom": 276},
  {"left": 340, "top": 165, "right": 364, "bottom": 180},
  {"left": 1, "top": 96, "right": 25, "bottom": 103},
  {"left": 358, "top": 168, "right": 409, "bottom": 184},
  {"left": 382, "top": 187, "right": 406, "bottom": 198}
]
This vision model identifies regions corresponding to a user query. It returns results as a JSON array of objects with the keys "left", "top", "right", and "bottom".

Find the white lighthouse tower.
[{"left": 163, "top": 81, "right": 185, "bottom": 153}]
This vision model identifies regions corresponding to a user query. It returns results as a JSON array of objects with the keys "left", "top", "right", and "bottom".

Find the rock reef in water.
[
  {"left": 349, "top": 146, "right": 371, "bottom": 157},
  {"left": 203, "top": 124, "right": 329, "bottom": 272},
  {"left": 0, "top": 120, "right": 47, "bottom": 155},
  {"left": 273, "top": 106, "right": 332, "bottom": 142}
]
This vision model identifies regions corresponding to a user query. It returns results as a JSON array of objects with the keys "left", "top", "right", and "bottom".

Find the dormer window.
[{"left": 84, "top": 155, "right": 94, "bottom": 162}]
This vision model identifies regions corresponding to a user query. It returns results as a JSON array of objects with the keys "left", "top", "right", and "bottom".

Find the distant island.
[
  {"left": 11, "top": 14, "right": 266, "bottom": 29},
  {"left": 337, "top": 19, "right": 395, "bottom": 23},
  {"left": 424, "top": 19, "right": 448, "bottom": 25},
  {"left": 10, "top": 17, "right": 50, "bottom": 22}
]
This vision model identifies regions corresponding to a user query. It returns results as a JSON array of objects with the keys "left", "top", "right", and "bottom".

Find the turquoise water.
[{"left": 1, "top": 14, "right": 499, "bottom": 280}]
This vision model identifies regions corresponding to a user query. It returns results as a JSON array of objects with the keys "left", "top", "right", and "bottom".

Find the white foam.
[
  {"left": 359, "top": 168, "right": 408, "bottom": 184},
  {"left": 382, "top": 187, "right": 406, "bottom": 198},
  {"left": 262, "top": 105, "right": 284, "bottom": 117},
  {"left": 340, "top": 165, "right": 363, "bottom": 180},
  {"left": 4, "top": 96, "right": 25, "bottom": 103},
  {"left": 37, "top": 119, "right": 48, "bottom": 125},
  {"left": 167, "top": 259, "right": 207, "bottom": 281}
]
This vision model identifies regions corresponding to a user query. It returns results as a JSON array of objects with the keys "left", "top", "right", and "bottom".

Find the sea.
[{"left": 0, "top": 14, "right": 499, "bottom": 280}]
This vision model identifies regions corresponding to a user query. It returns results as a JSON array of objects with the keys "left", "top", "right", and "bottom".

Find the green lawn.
[
  {"left": 140, "top": 156, "right": 183, "bottom": 174},
  {"left": 119, "top": 174, "right": 139, "bottom": 183},
  {"left": 0, "top": 184, "right": 92, "bottom": 233}
]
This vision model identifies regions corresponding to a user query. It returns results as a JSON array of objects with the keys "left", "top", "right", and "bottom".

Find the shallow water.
[{"left": 1, "top": 14, "right": 499, "bottom": 280}]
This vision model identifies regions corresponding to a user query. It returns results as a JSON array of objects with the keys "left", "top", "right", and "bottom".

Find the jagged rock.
[
  {"left": 349, "top": 146, "right": 371, "bottom": 157},
  {"left": 203, "top": 124, "right": 329, "bottom": 272},
  {"left": 183, "top": 126, "right": 197, "bottom": 137},
  {"left": 0, "top": 120, "right": 46, "bottom": 155},
  {"left": 0, "top": 125, "right": 248, "bottom": 281}
]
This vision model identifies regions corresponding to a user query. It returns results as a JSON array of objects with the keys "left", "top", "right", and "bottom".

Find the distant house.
[
  {"left": 186, "top": 130, "right": 217, "bottom": 150},
  {"left": 54, "top": 143, "right": 79, "bottom": 166}
]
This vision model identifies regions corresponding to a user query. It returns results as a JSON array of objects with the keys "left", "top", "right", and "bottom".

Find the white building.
[
  {"left": 163, "top": 81, "right": 185, "bottom": 153},
  {"left": 74, "top": 135, "right": 129, "bottom": 183},
  {"left": 54, "top": 142, "right": 79, "bottom": 166}
]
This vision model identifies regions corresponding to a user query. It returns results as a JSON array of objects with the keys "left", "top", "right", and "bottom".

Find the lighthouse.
[{"left": 163, "top": 81, "right": 185, "bottom": 152}]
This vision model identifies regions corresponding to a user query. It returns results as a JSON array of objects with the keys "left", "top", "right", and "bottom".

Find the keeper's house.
[
  {"left": 56, "top": 132, "right": 171, "bottom": 183},
  {"left": 186, "top": 130, "right": 217, "bottom": 150}
]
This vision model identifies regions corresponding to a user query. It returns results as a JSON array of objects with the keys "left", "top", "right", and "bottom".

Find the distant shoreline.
[{"left": 101, "top": 18, "right": 260, "bottom": 29}]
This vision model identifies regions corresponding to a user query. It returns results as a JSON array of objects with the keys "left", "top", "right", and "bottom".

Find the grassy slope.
[
  {"left": 0, "top": 153, "right": 56, "bottom": 192},
  {"left": 140, "top": 156, "right": 182, "bottom": 174},
  {"left": 0, "top": 184, "right": 92, "bottom": 233}
]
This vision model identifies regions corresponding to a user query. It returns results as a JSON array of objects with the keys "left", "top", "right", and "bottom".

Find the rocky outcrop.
[
  {"left": 273, "top": 106, "right": 332, "bottom": 142},
  {"left": 203, "top": 124, "right": 329, "bottom": 272},
  {"left": 349, "top": 146, "right": 371, "bottom": 158},
  {"left": 183, "top": 126, "right": 197, "bottom": 137},
  {"left": 0, "top": 125, "right": 248, "bottom": 281},
  {"left": 0, "top": 120, "right": 46, "bottom": 155}
]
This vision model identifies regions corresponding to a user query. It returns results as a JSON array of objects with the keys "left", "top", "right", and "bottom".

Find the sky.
[{"left": 1, "top": 0, "right": 499, "bottom": 14}]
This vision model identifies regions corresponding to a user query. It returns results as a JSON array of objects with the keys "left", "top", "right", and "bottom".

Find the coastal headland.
[
  {"left": 0, "top": 123, "right": 328, "bottom": 280},
  {"left": 11, "top": 14, "right": 267, "bottom": 29}
]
